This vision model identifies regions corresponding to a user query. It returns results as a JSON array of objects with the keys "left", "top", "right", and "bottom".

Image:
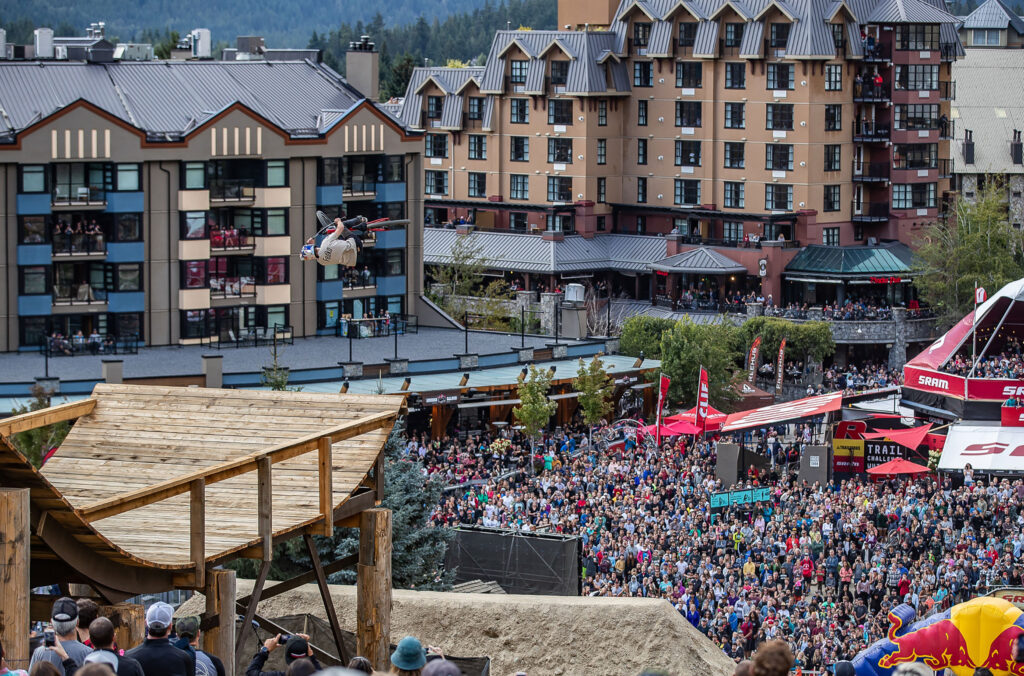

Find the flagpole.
[{"left": 972, "top": 280, "right": 978, "bottom": 373}]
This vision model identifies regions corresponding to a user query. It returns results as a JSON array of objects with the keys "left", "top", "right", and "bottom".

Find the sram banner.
[
  {"left": 939, "top": 424, "right": 1024, "bottom": 472},
  {"left": 903, "top": 366, "right": 966, "bottom": 398},
  {"left": 966, "top": 378, "right": 1024, "bottom": 401}
]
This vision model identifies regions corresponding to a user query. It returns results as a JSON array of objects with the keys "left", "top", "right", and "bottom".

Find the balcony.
[
  {"left": 852, "top": 161, "right": 890, "bottom": 182},
  {"left": 854, "top": 81, "right": 890, "bottom": 103},
  {"left": 209, "top": 228, "right": 254, "bottom": 253},
  {"left": 938, "top": 158, "right": 953, "bottom": 178},
  {"left": 340, "top": 268, "right": 377, "bottom": 291},
  {"left": 939, "top": 80, "right": 955, "bottom": 101},
  {"left": 52, "top": 186, "right": 105, "bottom": 208},
  {"left": 210, "top": 276, "right": 256, "bottom": 299},
  {"left": 862, "top": 41, "right": 891, "bottom": 62},
  {"left": 52, "top": 233, "right": 106, "bottom": 257},
  {"left": 854, "top": 124, "right": 890, "bottom": 143},
  {"left": 419, "top": 110, "right": 443, "bottom": 130},
  {"left": 209, "top": 178, "right": 256, "bottom": 202},
  {"left": 53, "top": 283, "right": 108, "bottom": 306},
  {"left": 852, "top": 200, "right": 890, "bottom": 222},
  {"left": 343, "top": 178, "right": 377, "bottom": 199}
]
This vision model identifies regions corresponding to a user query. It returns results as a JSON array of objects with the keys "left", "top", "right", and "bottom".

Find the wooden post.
[
  {"left": 317, "top": 437, "right": 333, "bottom": 537},
  {"left": 256, "top": 457, "right": 272, "bottom": 562},
  {"left": 203, "top": 569, "right": 236, "bottom": 676},
  {"left": 357, "top": 508, "right": 392, "bottom": 672},
  {"left": 0, "top": 489, "right": 30, "bottom": 671},
  {"left": 97, "top": 604, "right": 145, "bottom": 651},
  {"left": 190, "top": 478, "right": 206, "bottom": 588}
]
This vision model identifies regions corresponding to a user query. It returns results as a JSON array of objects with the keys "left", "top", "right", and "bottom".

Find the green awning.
[{"left": 784, "top": 243, "right": 914, "bottom": 279}]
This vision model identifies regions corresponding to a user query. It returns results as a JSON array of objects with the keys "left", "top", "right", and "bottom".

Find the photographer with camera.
[{"left": 245, "top": 634, "right": 320, "bottom": 676}]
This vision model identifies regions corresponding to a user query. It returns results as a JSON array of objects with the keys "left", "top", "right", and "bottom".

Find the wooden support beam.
[
  {"left": 80, "top": 410, "right": 397, "bottom": 522},
  {"left": 357, "top": 508, "right": 392, "bottom": 672},
  {"left": 0, "top": 489, "right": 31, "bottom": 671},
  {"left": 203, "top": 569, "right": 236, "bottom": 676},
  {"left": 236, "top": 554, "right": 357, "bottom": 608},
  {"left": 317, "top": 437, "right": 334, "bottom": 537},
  {"left": 0, "top": 399, "right": 96, "bottom": 438},
  {"left": 303, "top": 534, "right": 349, "bottom": 666},
  {"left": 235, "top": 560, "right": 271, "bottom": 663},
  {"left": 374, "top": 454, "right": 386, "bottom": 506},
  {"left": 190, "top": 478, "right": 206, "bottom": 589},
  {"left": 256, "top": 457, "right": 272, "bottom": 562}
]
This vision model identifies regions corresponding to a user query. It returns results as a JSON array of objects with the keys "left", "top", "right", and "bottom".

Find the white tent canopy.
[{"left": 939, "top": 424, "right": 1024, "bottom": 473}]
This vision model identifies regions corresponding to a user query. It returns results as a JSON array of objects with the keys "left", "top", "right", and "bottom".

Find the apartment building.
[
  {"left": 957, "top": 0, "right": 1024, "bottom": 48},
  {"left": 0, "top": 50, "right": 424, "bottom": 352},
  {"left": 403, "top": 0, "right": 961, "bottom": 309}
]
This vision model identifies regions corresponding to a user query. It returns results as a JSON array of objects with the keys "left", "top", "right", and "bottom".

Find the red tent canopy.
[
  {"left": 665, "top": 420, "right": 702, "bottom": 435},
  {"left": 665, "top": 405, "right": 727, "bottom": 431},
  {"left": 865, "top": 458, "right": 931, "bottom": 476},
  {"left": 861, "top": 424, "right": 933, "bottom": 450}
]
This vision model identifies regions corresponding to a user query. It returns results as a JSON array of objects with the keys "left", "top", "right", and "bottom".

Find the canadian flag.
[{"left": 976, "top": 287, "right": 987, "bottom": 304}]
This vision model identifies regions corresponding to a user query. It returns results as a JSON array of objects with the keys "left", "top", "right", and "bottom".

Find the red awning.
[
  {"left": 722, "top": 392, "right": 843, "bottom": 432},
  {"left": 666, "top": 420, "right": 703, "bottom": 435},
  {"left": 665, "top": 405, "right": 727, "bottom": 431},
  {"left": 866, "top": 458, "right": 931, "bottom": 476},
  {"left": 861, "top": 424, "right": 933, "bottom": 450}
]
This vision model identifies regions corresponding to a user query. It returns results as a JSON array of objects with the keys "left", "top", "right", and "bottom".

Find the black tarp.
[{"left": 445, "top": 526, "right": 580, "bottom": 596}]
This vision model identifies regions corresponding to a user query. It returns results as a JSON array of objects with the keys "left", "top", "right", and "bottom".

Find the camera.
[{"left": 279, "top": 634, "right": 292, "bottom": 643}]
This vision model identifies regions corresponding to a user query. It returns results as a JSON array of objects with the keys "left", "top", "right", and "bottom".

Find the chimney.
[
  {"left": 1013, "top": 129, "right": 1023, "bottom": 165},
  {"left": 346, "top": 35, "right": 379, "bottom": 101},
  {"left": 963, "top": 129, "right": 975, "bottom": 165}
]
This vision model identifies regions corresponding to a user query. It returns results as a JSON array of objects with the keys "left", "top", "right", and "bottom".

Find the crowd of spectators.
[
  {"left": 820, "top": 362, "right": 902, "bottom": 394},
  {"left": 944, "top": 339, "right": 1024, "bottom": 380}
]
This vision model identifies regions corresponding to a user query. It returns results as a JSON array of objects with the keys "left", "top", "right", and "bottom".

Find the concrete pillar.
[
  {"left": 746, "top": 302, "right": 764, "bottom": 320},
  {"left": 202, "top": 355, "right": 223, "bottom": 389},
  {"left": 888, "top": 307, "right": 908, "bottom": 369},
  {"left": 102, "top": 359, "right": 123, "bottom": 384},
  {"left": 457, "top": 354, "right": 478, "bottom": 370},
  {"left": 339, "top": 362, "right": 363, "bottom": 379},
  {"left": 385, "top": 358, "right": 408, "bottom": 375},
  {"left": 807, "top": 307, "right": 824, "bottom": 321},
  {"left": 0, "top": 489, "right": 30, "bottom": 671}
]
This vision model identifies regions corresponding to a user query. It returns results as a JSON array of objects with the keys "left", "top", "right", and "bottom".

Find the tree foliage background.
[
  {"left": 739, "top": 317, "right": 836, "bottom": 365},
  {"left": 514, "top": 365, "right": 557, "bottom": 454},
  {"left": 573, "top": 356, "right": 613, "bottom": 431},
  {"left": 914, "top": 179, "right": 1024, "bottom": 329},
  {"left": 426, "top": 234, "right": 514, "bottom": 329},
  {"left": 8, "top": 385, "right": 70, "bottom": 468}
]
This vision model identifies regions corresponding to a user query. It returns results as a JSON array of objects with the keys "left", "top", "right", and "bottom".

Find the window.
[
  {"left": 825, "top": 104, "right": 842, "bottom": 131},
  {"left": 765, "top": 184, "right": 793, "bottom": 210},
  {"left": 896, "top": 24, "right": 939, "bottom": 50},
  {"left": 115, "top": 263, "right": 141, "bottom": 292},
  {"left": 724, "top": 182, "right": 745, "bottom": 208},
  {"left": 896, "top": 64, "right": 939, "bottom": 90},
  {"left": 468, "top": 135, "right": 487, "bottom": 160},
  {"left": 824, "top": 185, "right": 841, "bottom": 212},
  {"left": 676, "top": 62, "right": 702, "bottom": 88},
  {"left": 510, "top": 174, "right": 529, "bottom": 200},
  {"left": 725, "top": 63, "right": 746, "bottom": 89},
  {"left": 548, "top": 99, "right": 573, "bottom": 125},
  {"left": 974, "top": 28, "right": 1001, "bottom": 46},
  {"left": 854, "top": 223, "right": 864, "bottom": 241},
  {"left": 468, "top": 97, "right": 484, "bottom": 120},
  {"left": 823, "top": 227, "right": 840, "bottom": 246},
  {"left": 425, "top": 170, "right": 448, "bottom": 195},
  {"left": 116, "top": 214, "right": 142, "bottom": 241},
  {"left": 181, "top": 260, "right": 208, "bottom": 289},
  {"left": 832, "top": 23, "right": 845, "bottom": 49},
  {"left": 637, "top": 100, "right": 648, "bottom": 126},
  {"left": 510, "top": 213, "right": 528, "bottom": 231},
  {"left": 824, "top": 145, "right": 841, "bottom": 172},
  {"left": 597, "top": 177, "right": 607, "bottom": 203},
  {"left": 770, "top": 23, "right": 790, "bottom": 49},
  {"left": 510, "top": 60, "right": 528, "bottom": 84},
  {"left": 182, "top": 162, "right": 206, "bottom": 189},
  {"left": 468, "top": 172, "right": 487, "bottom": 198},
  {"left": 19, "top": 216, "right": 47, "bottom": 244},
  {"left": 766, "top": 104, "right": 794, "bottom": 130},
  {"left": 598, "top": 99, "right": 608, "bottom": 126},
  {"left": 383, "top": 156, "right": 404, "bottom": 183},
  {"left": 547, "top": 214, "right": 574, "bottom": 233},
  {"left": 894, "top": 143, "right": 938, "bottom": 169},
  {"left": 597, "top": 216, "right": 606, "bottom": 231},
  {"left": 427, "top": 96, "right": 443, "bottom": 119},
  {"left": 266, "top": 160, "right": 287, "bottom": 187},
  {"left": 425, "top": 134, "right": 448, "bottom": 158},
  {"left": 548, "top": 138, "right": 573, "bottom": 163},
  {"left": 20, "top": 266, "right": 49, "bottom": 295},
  {"left": 634, "top": 61, "right": 653, "bottom": 87},
  {"left": 182, "top": 211, "right": 208, "bottom": 239},
  {"left": 637, "top": 139, "right": 648, "bottom": 165},
  {"left": 256, "top": 257, "right": 288, "bottom": 285},
  {"left": 724, "top": 102, "right": 745, "bottom": 129},
  {"left": 551, "top": 61, "right": 569, "bottom": 86},
  {"left": 634, "top": 22, "right": 651, "bottom": 47},
  {"left": 674, "top": 179, "right": 700, "bottom": 205},
  {"left": 892, "top": 183, "right": 937, "bottom": 209},
  {"left": 724, "top": 142, "right": 745, "bottom": 169},
  {"left": 676, "top": 101, "right": 702, "bottom": 127},
  {"left": 675, "top": 140, "right": 701, "bottom": 166},
  {"left": 20, "top": 165, "right": 47, "bottom": 193},
  {"left": 679, "top": 22, "right": 698, "bottom": 47},
  {"left": 825, "top": 64, "right": 842, "bottom": 91},
  {"left": 547, "top": 176, "right": 572, "bottom": 202},
  {"left": 510, "top": 99, "right": 529, "bottom": 124},
  {"left": 255, "top": 209, "right": 287, "bottom": 236},
  {"left": 767, "top": 63, "right": 794, "bottom": 90},
  {"left": 319, "top": 158, "right": 341, "bottom": 185},
  {"left": 511, "top": 137, "right": 530, "bottom": 161},
  {"left": 766, "top": 144, "right": 794, "bottom": 171},
  {"left": 597, "top": 139, "right": 607, "bottom": 165},
  {"left": 636, "top": 177, "right": 647, "bottom": 203},
  {"left": 724, "top": 221, "right": 744, "bottom": 242},
  {"left": 725, "top": 23, "right": 744, "bottom": 48},
  {"left": 634, "top": 216, "right": 647, "bottom": 234},
  {"left": 115, "top": 164, "right": 140, "bottom": 191},
  {"left": 208, "top": 257, "right": 255, "bottom": 297},
  {"left": 894, "top": 104, "right": 940, "bottom": 130},
  {"left": 384, "top": 250, "right": 405, "bottom": 276}
]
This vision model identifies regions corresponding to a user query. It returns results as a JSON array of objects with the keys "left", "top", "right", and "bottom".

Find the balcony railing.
[
  {"left": 341, "top": 270, "right": 377, "bottom": 290},
  {"left": 852, "top": 200, "right": 890, "bottom": 222},
  {"left": 52, "top": 233, "right": 106, "bottom": 256},
  {"left": 343, "top": 178, "right": 377, "bottom": 196},
  {"left": 675, "top": 234, "right": 802, "bottom": 250},
  {"left": 336, "top": 314, "right": 419, "bottom": 339},
  {"left": 854, "top": 124, "right": 891, "bottom": 142},
  {"left": 862, "top": 41, "right": 891, "bottom": 62},
  {"left": 210, "top": 228, "right": 254, "bottom": 251},
  {"left": 52, "top": 186, "right": 105, "bottom": 206},
  {"left": 852, "top": 161, "right": 890, "bottom": 181},
  {"left": 53, "top": 284, "right": 108, "bottom": 305},
  {"left": 209, "top": 178, "right": 256, "bottom": 201},
  {"left": 209, "top": 276, "right": 256, "bottom": 298},
  {"left": 42, "top": 333, "right": 138, "bottom": 357},
  {"left": 854, "top": 81, "right": 890, "bottom": 102},
  {"left": 939, "top": 80, "right": 955, "bottom": 101}
]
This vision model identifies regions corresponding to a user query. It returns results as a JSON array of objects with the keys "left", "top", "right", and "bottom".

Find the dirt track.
[{"left": 180, "top": 580, "right": 735, "bottom": 676}]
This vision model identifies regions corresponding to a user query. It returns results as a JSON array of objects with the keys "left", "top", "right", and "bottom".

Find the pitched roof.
[
  {"left": 962, "top": 0, "right": 1024, "bottom": 33},
  {"left": 865, "top": 0, "right": 959, "bottom": 24},
  {"left": 0, "top": 59, "right": 376, "bottom": 140},
  {"left": 650, "top": 246, "right": 747, "bottom": 274},
  {"left": 951, "top": 48, "right": 1024, "bottom": 174},
  {"left": 398, "top": 66, "right": 486, "bottom": 130},
  {"left": 784, "top": 242, "right": 914, "bottom": 278}
]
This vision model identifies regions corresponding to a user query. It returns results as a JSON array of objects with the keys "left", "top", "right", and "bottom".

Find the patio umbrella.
[
  {"left": 642, "top": 423, "right": 688, "bottom": 437},
  {"left": 865, "top": 458, "right": 931, "bottom": 476}
]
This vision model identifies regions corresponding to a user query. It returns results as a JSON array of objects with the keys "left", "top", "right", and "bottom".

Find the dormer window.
[
  {"left": 679, "top": 23, "right": 698, "bottom": 47},
  {"left": 551, "top": 61, "right": 569, "bottom": 86},
  {"left": 770, "top": 23, "right": 790, "bottom": 49},
  {"left": 426, "top": 96, "right": 443, "bottom": 119},
  {"left": 725, "top": 23, "right": 744, "bottom": 47},
  {"left": 633, "top": 22, "right": 651, "bottom": 47},
  {"left": 510, "top": 60, "right": 528, "bottom": 85}
]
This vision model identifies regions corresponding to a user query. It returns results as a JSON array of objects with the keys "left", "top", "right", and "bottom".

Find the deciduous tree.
[{"left": 574, "top": 356, "right": 613, "bottom": 441}]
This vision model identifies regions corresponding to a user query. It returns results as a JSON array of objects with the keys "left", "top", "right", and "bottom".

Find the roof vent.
[{"left": 963, "top": 128, "right": 975, "bottom": 165}]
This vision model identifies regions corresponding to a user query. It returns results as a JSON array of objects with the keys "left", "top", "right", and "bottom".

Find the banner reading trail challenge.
[{"left": 746, "top": 336, "right": 762, "bottom": 383}]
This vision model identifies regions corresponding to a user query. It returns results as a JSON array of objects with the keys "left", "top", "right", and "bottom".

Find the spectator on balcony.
[
  {"left": 70, "top": 221, "right": 85, "bottom": 253},
  {"left": 103, "top": 335, "right": 115, "bottom": 354},
  {"left": 86, "top": 220, "right": 104, "bottom": 252},
  {"left": 939, "top": 114, "right": 949, "bottom": 137},
  {"left": 854, "top": 73, "right": 863, "bottom": 98},
  {"left": 871, "top": 71, "right": 883, "bottom": 97},
  {"left": 88, "top": 330, "right": 102, "bottom": 355}
]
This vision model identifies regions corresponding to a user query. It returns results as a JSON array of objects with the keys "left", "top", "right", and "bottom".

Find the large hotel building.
[
  {"left": 405, "top": 0, "right": 962, "bottom": 310},
  {"left": 0, "top": 43, "right": 423, "bottom": 351}
]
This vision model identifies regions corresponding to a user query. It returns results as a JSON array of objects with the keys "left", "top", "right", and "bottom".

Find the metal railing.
[
  {"left": 216, "top": 323, "right": 293, "bottom": 349},
  {"left": 852, "top": 161, "right": 890, "bottom": 180},
  {"left": 343, "top": 178, "right": 377, "bottom": 196},
  {"left": 52, "top": 234, "right": 106, "bottom": 255},
  {"left": 209, "top": 277, "right": 256, "bottom": 298},
  {"left": 851, "top": 201, "right": 890, "bottom": 221},
  {"left": 42, "top": 333, "right": 138, "bottom": 357},
  {"left": 854, "top": 81, "right": 890, "bottom": 102},
  {"left": 862, "top": 41, "right": 891, "bottom": 61},
  {"left": 854, "top": 124, "right": 891, "bottom": 142},
  {"left": 209, "top": 228, "right": 253, "bottom": 250},
  {"left": 52, "top": 186, "right": 106, "bottom": 205},
  {"left": 334, "top": 314, "right": 417, "bottom": 339}
]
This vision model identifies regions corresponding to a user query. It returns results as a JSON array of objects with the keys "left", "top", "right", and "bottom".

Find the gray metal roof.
[
  {"left": 865, "top": 0, "right": 958, "bottom": 24},
  {"left": 400, "top": 66, "right": 486, "bottom": 130},
  {"left": 650, "top": 246, "right": 747, "bottom": 274},
  {"left": 951, "top": 48, "right": 1024, "bottom": 175},
  {"left": 962, "top": 0, "right": 1024, "bottom": 33},
  {"left": 423, "top": 228, "right": 671, "bottom": 274},
  {"left": 0, "top": 59, "right": 379, "bottom": 139}
]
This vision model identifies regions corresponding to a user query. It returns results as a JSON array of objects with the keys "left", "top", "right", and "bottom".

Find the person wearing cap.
[
  {"left": 29, "top": 598, "right": 92, "bottom": 676},
  {"left": 389, "top": 636, "right": 426, "bottom": 676},
  {"left": 125, "top": 602, "right": 195, "bottom": 676},
  {"left": 173, "top": 617, "right": 224, "bottom": 676},
  {"left": 83, "top": 618, "right": 143, "bottom": 676},
  {"left": 245, "top": 634, "right": 320, "bottom": 676}
]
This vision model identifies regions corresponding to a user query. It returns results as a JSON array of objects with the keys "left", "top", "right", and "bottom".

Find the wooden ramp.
[{"left": 0, "top": 384, "right": 403, "bottom": 596}]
